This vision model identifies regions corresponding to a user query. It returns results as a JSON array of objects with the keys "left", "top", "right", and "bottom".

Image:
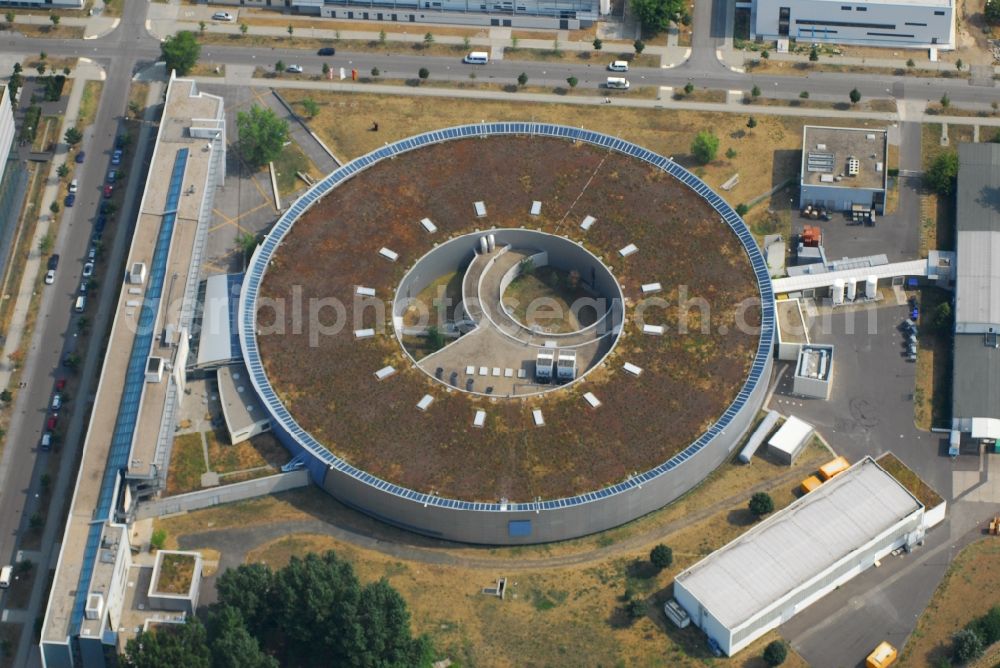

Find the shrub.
[
  {"left": 953, "top": 628, "right": 984, "bottom": 663},
  {"left": 763, "top": 639, "right": 787, "bottom": 666},
  {"left": 650, "top": 544, "right": 673, "bottom": 569},
  {"left": 749, "top": 492, "right": 774, "bottom": 517},
  {"left": 691, "top": 130, "right": 719, "bottom": 164},
  {"left": 150, "top": 528, "right": 167, "bottom": 551}
]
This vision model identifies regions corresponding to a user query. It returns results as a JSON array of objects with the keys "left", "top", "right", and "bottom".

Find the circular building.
[{"left": 238, "top": 123, "right": 774, "bottom": 544}]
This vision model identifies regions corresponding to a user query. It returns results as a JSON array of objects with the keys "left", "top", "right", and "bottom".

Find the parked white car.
[{"left": 211, "top": 12, "right": 234, "bottom": 21}]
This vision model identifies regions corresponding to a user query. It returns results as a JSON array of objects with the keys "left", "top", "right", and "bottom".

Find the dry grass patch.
[
  {"left": 912, "top": 288, "right": 952, "bottom": 430},
  {"left": 901, "top": 539, "right": 1000, "bottom": 667},
  {"left": 281, "top": 89, "right": 881, "bottom": 212},
  {"left": 232, "top": 462, "right": 818, "bottom": 668},
  {"left": 15, "top": 24, "right": 84, "bottom": 40},
  {"left": 77, "top": 80, "right": 102, "bottom": 129},
  {"left": 166, "top": 433, "right": 206, "bottom": 495},
  {"left": 206, "top": 431, "right": 285, "bottom": 474},
  {"left": 875, "top": 453, "right": 944, "bottom": 508},
  {"left": 155, "top": 553, "right": 196, "bottom": 594}
]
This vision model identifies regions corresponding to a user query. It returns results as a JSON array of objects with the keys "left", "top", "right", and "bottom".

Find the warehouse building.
[
  {"left": 800, "top": 126, "right": 888, "bottom": 217},
  {"left": 951, "top": 143, "right": 1000, "bottom": 445},
  {"left": 752, "top": 0, "right": 954, "bottom": 50},
  {"left": 673, "top": 457, "right": 926, "bottom": 656}
]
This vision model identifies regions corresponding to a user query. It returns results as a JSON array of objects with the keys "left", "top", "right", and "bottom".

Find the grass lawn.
[
  {"left": 77, "top": 81, "right": 102, "bottom": 129},
  {"left": 31, "top": 116, "right": 59, "bottom": 153},
  {"left": 875, "top": 453, "right": 943, "bottom": 508},
  {"left": 155, "top": 553, "right": 195, "bottom": 594},
  {"left": 0, "top": 623, "right": 22, "bottom": 668},
  {"left": 206, "top": 430, "right": 286, "bottom": 475},
  {"left": 160, "top": 440, "right": 826, "bottom": 666},
  {"left": 270, "top": 141, "right": 318, "bottom": 197},
  {"left": 901, "top": 539, "right": 1000, "bottom": 666},
  {"left": 279, "top": 89, "right": 881, "bottom": 216},
  {"left": 913, "top": 288, "right": 952, "bottom": 430},
  {"left": 166, "top": 433, "right": 206, "bottom": 495},
  {"left": 503, "top": 265, "right": 599, "bottom": 332}
]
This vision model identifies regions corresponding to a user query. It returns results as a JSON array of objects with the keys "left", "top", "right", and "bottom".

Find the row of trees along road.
[{"left": 121, "top": 551, "right": 434, "bottom": 668}]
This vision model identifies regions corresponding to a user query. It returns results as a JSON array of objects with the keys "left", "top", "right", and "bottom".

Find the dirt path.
[{"left": 178, "top": 461, "right": 814, "bottom": 572}]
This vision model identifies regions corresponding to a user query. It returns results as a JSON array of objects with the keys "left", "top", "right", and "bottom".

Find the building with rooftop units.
[
  {"left": 40, "top": 72, "right": 224, "bottom": 668},
  {"left": 799, "top": 125, "right": 888, "bottom": 217}
]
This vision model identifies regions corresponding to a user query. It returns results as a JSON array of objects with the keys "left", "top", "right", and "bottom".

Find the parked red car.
[
  {"left": 103, "top": 184, "right": 113, "bottom": 199},
  {"left": 55, "top": 378, "right": 66, "bottom": 391},
  {"left": 46, "top": 415, "right": 58, "bottom": 430}
]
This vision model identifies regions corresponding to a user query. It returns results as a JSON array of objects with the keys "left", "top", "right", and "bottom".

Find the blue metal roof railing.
[
  {"left": 238, "top": 124, "right": 776, "bottom": 515},
  {"left": 71, "top": 148, "right": 189, "bottom": 633}
]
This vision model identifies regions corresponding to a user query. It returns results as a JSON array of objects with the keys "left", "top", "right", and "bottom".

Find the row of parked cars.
[{"left": 42, "top": 137, "right": 127, "bottom": 451}]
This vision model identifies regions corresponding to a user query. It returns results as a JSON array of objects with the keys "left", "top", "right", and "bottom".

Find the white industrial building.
[
  {"left": 793, "top": 344, "right": 834, "bottom": 399},
  {"left": 752, "top": 0, "right": 954, "bottom": 49},
  {"left": 674, "top": 457, "right": 927, "bottom": 656},
  {"left": 800, "top": 126, "right": 888, "bottom": 216}
]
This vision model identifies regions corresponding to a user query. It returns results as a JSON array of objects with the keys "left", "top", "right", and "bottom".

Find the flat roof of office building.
[
  {"left": 801, "top": 126, "right": 888, "bottom": 192},
  {"left": 675, "top": 457, "right": 922, "bottom": 631}
]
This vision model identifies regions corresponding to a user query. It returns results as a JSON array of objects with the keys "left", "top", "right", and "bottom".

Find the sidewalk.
[
  {"left": 145, "top": 3, "right": 691, "bottom": 69},
  {"left": 7, "top": 13, "right": 119, "bottom": 41},
  {"left": 196, "top": 71, "right": 1000, "bottom": 129},
  {"left": 0, "top": 58, "right": 104, "bottom": 394}
]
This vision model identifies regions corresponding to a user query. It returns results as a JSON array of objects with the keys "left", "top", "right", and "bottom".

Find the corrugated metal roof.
[
  {"left": 956, "top": 143, "right": 1000, "bottom": 330},
  {"left": 196, "top": 273, "right": 241, "bottom": 367},
  {"left": 773, "top": 259, "right": 927, "bottom": 294},
  {"left": 675, "top": 457, "right": 922, "bottom": 631}
]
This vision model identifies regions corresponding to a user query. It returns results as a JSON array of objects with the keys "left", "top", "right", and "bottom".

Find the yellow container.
[
  {"left": 800, "top": 475, "right": 823, "bottom": 494},
  {"left": 819, "top": 456, "right": 850, "bottom": 481},
  {"left": 865, "top": 641, "right": 897, "bottom": 668}
]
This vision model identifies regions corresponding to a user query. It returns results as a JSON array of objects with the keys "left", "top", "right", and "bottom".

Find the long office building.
[
  {"left": 40, "top": 72, "right": 224, "bottom": 668},
  {"left": 752, "top": 0, "right": 955, "bottom": 49}
]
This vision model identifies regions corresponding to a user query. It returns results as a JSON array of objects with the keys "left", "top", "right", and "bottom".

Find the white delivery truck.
[
  {"left": 463, "top": 51, "right": 489, "bottom": 64},
  {"left": 606, "top": 77, "right": 630, "bottom": 90}
]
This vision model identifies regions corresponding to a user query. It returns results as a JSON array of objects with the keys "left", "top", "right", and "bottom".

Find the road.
[{"left": 0, "top": 1, "right": 987, "bottom": 665}]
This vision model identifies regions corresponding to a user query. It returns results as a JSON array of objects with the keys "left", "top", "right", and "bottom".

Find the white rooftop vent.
[
  {"left": 355, "top": 286, "right": 376, "bottom": 297},
  {"left": 85, "top": 593, "right": 104, "bottom": 621},
  {"left": 619, "top": 243, "right": 638, "bottom": 257},
  {"left": 847, "top": 157, "right": 860, "bottom": 176},
  {"left": 145, "top": 357, "right": 164, "bottom": 383},
  {"left": 816, "top": 143, "right": 827, "bottom": 150},
  {"left": 532, "top": 409, "right": 545, "bottom": 426},
  {"left": 876, "top": 162, "right": 884, "bottom": 173},
  {"left": 820, "top": 174, "right": 835, "bottom": 183},
  {"left": 129, "top": 262, "right": 147, "bottom": 285},
  {"left": 354, "top": 328, "right": 375, "bottom": 339},
  {"left": 583, "top": 392, "right": 601, "bottom": 408},
  {"left": 473, "top": 410, "right": 486, "bottom": 428},
  {"left": 474, "top": 201, "right": 487, "bottom": 217},
  {"left": 623, "top": 362, "right": 643, "bottom": 377},
  {"left": 580, "top": 215, "right": 596, "bottom": 231},
  {"left": 379, "top": 247, "right": 399, "bottom": 262},
  {"left": 530, "top": 201, "right": 542, "bottom": 216},
  {"left": 419, "top": 218, "right": 437, "bottom": 233},
  {"left": 866, "top": 133, "right": 876, "bottom": 140},
  {"left": 643, "top": 324, "right": 665, "bottom": 335},
  {"left": 416, "top": 394, "right": 434, "bottom": 411},
  {"left": 374, "top": 366, "right": 395, "bottom": 380},
  {"left": 641, "top": 282, "right": 662, "bottom": 294}
]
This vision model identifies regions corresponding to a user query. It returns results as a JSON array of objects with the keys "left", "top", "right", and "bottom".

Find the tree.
[
  {"left": 128, "top": 99, "right": 141, "bottom": 118},
  {"left": 198, "top": 20, "right": 206, "bottom": 34},
  {"left": 629, "top": 0, "right": 686, "bottom": 34},
  {"left": 371, "top": 67, "right": 380, "bottom": 78},
  {"left": 763, "top": 639, "right": 788, "bottom": 666},
  {"left": 122, "top": 616, "right": 211, "bottom": 668},
  {"left": 160, "top": 31, "right": 201, "bottom": 76},
  {"left": 48, "top": 201, "right": 59, "bottom": 214},
  {"left": 849, "top": 87, "right": 862, "bottom": 105},
  {"left": 64, "top": 126, "right": 82, "bottom": 146},
  {"left": 761, "top": 49, "right": 770, "bottom": 59},
  {"left": 301, "top": 97, "right": 320, "bottom": 118},
  {"left": 357, "top": 579, "right": 434, "bottom": 667},
  {"left": 956, "top": 58, "right": 964, "bottom": 71},
  {"left": 40, "top": 473, "right": 50, "bottom": 489},
  {"left": 683, "top": 81, "right": 694, "bottom": 95},
  {"left": 625, "top": 596, "right": 646, "bottom": 619},
  {"left": 566, "top": 75, "right": 578, "bottom": 88},
  {"left": 0, "top": 389, "right": 10, "bottom": 403},
  {"left": 649, "top": 544, "right": 673, "bottom": 570},
  {"left": 953, "top": 628, "right": 984, "bottom": 663},
  {"left": 237, "top": 105, "right": 289, "bottom": 168},
  {"left": 940, "top": 92, "right": 951, "bottom": 108},
  {"left": 206, "top": 606, "right": 277, "bottom": 668},
  {"left": 593, "top": 37, "right": 603, "bottom": 50},
  {"left": 57, "top": 163, "right": 69, "bottom": 178},
  {"left": 214, "top": 563, "right": 274, "bottom": 637},
  {"left": 691, "top": 130, "right": 719, "bottom": 164},
  {"left": 35, "top": 62, "right": 45, "bottom": 76},
  {"left": 38, "top": 51, "right": 46, "bottom": 61},
  {"left": 29, "top": 513, "right": 43, "bottom": 530},
  {"left": 749, "top": 491, "right": 774, "bottom": 518},
  {"left": 633, "top": 39, "right": 645, "bottom": 54},
  {"left": 240, "top": 22, "right": 248, "bottom": 36},
  {"left": 423, "top": 31, "right": 434, "bottom": 47},
  {"left": 462, "top": 35, "right": 470, "bottom": 51},
  {"left": 751, "top": 84, "right": 761, "bottom": 98},
  {"left": 925, "top": 150, "right": 959, "bottom": 196},
  {"left": 427, "top": 326, "right": 445, "bottom": 351},
  {"left": 988, "top": 0, "right": 1000, "bottom": 24},
  {"left": 746, "top": 116, "right": 758, "bottom": 135},
  {"left": 418, "top": 67, "right": 430, "bottom": 82},
  {"left": 322, "top": 62, "right": 330, "bottom": 77},
  {"left": 511, "top": 35, "right": 519, "bottom": 49},
  {"left": 149, "top": 528, "right": 166, "bottom": 551},
  {"left": 274, "top": 60, "right": 285, "bottom": 73},
  {"left": 4, "top": 11, "right": 13, "bottom": 26},
  {"left": 933, "top": 301, "right": 953, "bottom": 334},
  {"left": 287, "top": 24, "right": 294, "bottom": 39},
  {"left": 809, "top": 46, "right": 819, "bottom": 62},
  {"left": 799, "top": 90, "right": 809, "bottom": 99},
  {"left": 726, "top": 147, "right": 737, "bottom": 159},
  {"left": 49, "top": 14, "right": 59, "bottom": 29},
  {"left": 907, "top": 58, "right": 915, "bottom": 67},
  {"left": 517, "top": 71, "right": 528, "bottom": 87},
  {"left": 62, "top": 66, "right": 70, "bottom": 76}
]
